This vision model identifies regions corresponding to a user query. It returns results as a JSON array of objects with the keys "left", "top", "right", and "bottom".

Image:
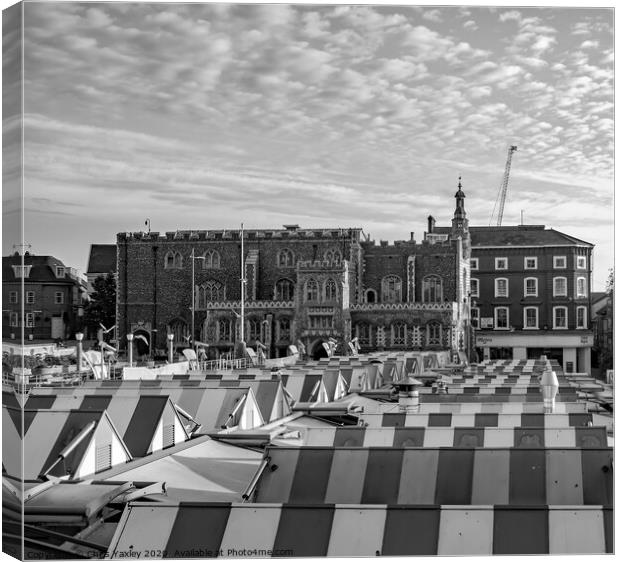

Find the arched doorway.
[
  {"left": 310, "top": 339, "right": 328, "bottom": 360},
  {"left": 133, "top": 329, "right": 150, "bottom": 358}
]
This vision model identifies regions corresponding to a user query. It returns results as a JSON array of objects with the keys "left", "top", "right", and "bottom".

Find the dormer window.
[
  {"left": 56, "top": 266, "right": 65, "bottom": 277},
  {"left": 12, "top": 265, "right": 32, "bottom": 278}
]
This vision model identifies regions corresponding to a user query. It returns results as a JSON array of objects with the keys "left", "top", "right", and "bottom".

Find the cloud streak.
[{"left": 10, "top": 4, "right": 614, "bottom": 290}]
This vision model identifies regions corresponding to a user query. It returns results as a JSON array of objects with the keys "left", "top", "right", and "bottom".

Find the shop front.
[{"left": 475, "top": 331, "right": 593, "bottom": 374}]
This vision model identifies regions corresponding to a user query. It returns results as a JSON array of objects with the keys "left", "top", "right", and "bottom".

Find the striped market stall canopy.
[
  {"left": 107, "top": 502, "right": 612, "bottom": 557},
  {"left": 3, "top": 406, "right": 131, "bottom": 480},
  {"left": 359, "top": 411, "right": 595, "bottom": 428},
  {"left": 26, "top": 392, "right": 190, "bottom": 457},
  {"left": 251, "top": 446, "right": 613, "bottom": 506},
  {"left": 418, "top": 385, "right": 578, "bottom": 396},
  {"left": 292, "top": 425, "right": 609, "bottom": 448},
  {"left": 343, "top": 399, "right": 588, "bottom": 414},
  {"left": 34, "top": 384, "right": 265, "bottom": 432}
]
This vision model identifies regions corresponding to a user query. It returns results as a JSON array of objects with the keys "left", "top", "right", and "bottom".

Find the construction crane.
[{"left": 490, "top": 145, "right": 518, "bottom": 226}]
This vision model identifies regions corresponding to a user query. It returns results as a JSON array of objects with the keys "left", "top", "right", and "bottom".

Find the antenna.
[{"left": 13, "top": 243, "right": 31, "bottom": 255}]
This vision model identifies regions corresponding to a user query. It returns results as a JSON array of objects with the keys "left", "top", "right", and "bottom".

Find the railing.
[{"left": 198, "top": 357, "right": 253, "bottom": 371}]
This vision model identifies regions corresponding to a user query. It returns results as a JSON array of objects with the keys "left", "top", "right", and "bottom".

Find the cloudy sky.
[{"left": 2, "top": 3, "right": 614, "bottom": 289}]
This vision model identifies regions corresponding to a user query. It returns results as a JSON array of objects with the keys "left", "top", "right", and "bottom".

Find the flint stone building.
[{"left": 117, "top": 185, "right": 472, "bottom": 360}]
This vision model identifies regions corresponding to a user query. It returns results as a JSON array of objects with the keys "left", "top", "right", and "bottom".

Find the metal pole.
[
  {"left": 191, "top": 248, "right": 195, "bottom": 353},
  {"left": 168, "top": 333, "right": 174, "bottom": 364},
  {"left": 240, "top": 223, "right": 245, "bottom": 344},
  {"left": 100, "top": 341, "right": 105, "bottom": 380},
  {"left": 75, "top": 332, "right": 83, "bottom": 375},
  {"left": 127, "top": 333, "right": 134, "bottom": 367}
]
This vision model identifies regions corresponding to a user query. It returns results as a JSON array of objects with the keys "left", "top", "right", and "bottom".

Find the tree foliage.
[
  {"left": 84, "top": 274, "right": 117, "bottom": 338},
  {"left": 605, "top": 267, "right": 614, "bottom": 294}
]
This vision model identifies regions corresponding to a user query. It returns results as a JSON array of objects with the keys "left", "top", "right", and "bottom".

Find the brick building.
[
  {"left": 2, "top": 253, "right": 87, "bottom": 341},
  {"left": 591, "top": 290, "right": 612, "bottom": 374},
  {"left": 434, "top": 225, "right": 594, "bottom": 373},
  {"left": 117, "top": 183, "right": 472, "bottom": 360}
]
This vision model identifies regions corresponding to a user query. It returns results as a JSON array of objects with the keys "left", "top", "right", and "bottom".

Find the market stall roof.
[
  {"left": 251, "top": 445, "right": 613, "bottom": 505},
  {"left": 107, "top": 502, "right": 613, "bottom": 557},
  {"left": 94, "top": 435, "right": 262, "bottom": 503}
]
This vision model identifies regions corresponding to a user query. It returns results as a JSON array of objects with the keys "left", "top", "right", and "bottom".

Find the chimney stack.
[{"left": 427, "top": 215, "right": 435, "bottom": 234}]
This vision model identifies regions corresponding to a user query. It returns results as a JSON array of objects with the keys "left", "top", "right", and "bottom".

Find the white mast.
[{"left": 240, "top": 223, "right": 245, "bottom": 344}]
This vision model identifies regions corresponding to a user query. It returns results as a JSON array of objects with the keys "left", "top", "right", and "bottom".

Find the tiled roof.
[
  {"left": 434, "top": 225, "right": 594, "bottom": 247},
  {"left": 2, "top": 254, "right": 74, "bottom": 284},
  {"left": 86, "top": 244, "right": 117, "bottom": 274}
]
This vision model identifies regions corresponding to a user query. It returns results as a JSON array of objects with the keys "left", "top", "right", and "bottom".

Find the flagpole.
[{"left": 240, "top": 223, "right": 245, "bottom": 345}]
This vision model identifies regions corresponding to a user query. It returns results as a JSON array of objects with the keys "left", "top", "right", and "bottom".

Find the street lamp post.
[
  {"left": 75, "top": 332, "right": 83, "bottom": 375},
  {"left": 190, "top": 249, "right": 206, "bottom": 353},
  {"left": 127, "top": 333, "right": 134, "bottom": 367},
  {"left": 167, "top": 333, "right": 174, "bottom": 364}
]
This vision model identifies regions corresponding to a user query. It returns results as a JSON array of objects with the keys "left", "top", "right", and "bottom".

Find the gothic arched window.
[
  {"left": 381, "top": 275, "right": 402, "bottom": 303},
  {"left": 278, "top": 249, "right": 295, "bottom": 267},
  {"left": 356, "top": 323, "right": 371, "bottom": 346},
  {"left": 218, "top": 318, "right": 232, "bottom": 341},
  {"left": 324, "top": 278, "right": 338, "bottom": 301},
  {"left": 275, "top": 278, "right": 295, "bottom": 301},
  {"left": 164, "top": 251, "right": 183, "bottom": 269},
  {"left": 278, "top": 317, "right": 291, "bottom": 341},
  {"left": 324, "top": 249, "right": 342, "bottom": 264},
  {"left": 423, "top": 275, "right": 442, "bottom": 303},
  {"left": 203, "top": 250, "right": 221, "bottom": 269},
  {"left": 392, "top": 322, "right": 406, "bottom": 345},
  {"left": 427, "top": 322, "right": 442, "bottom": 345},
  {"left": 306, "top": 278, "right": 319, "bottom": 302},
  {"left": 198, "top": 281, "right": 225, "bottom": 307}
]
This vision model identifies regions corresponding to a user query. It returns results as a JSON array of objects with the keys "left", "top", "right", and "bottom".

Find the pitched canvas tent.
[
  {"left": 3, "top": 406, "right": 131, "bottom": 480},
  {"left": 34, "top": 383, "right": 266, "bottom": 432},
  {"left": 27, "top": 391, "right": 190, "bottom": 456}
]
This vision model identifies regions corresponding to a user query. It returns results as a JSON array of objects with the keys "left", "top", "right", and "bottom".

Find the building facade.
[
  {"left": 116, "top": 185, "right": 472, "bottom": 360},
  {"left": 448, "top": 225, "right": 594, "bottom": 373},
  {"left": 2, "top": 253, "right": 87, "bottom": 341},
  {"left": 591, "top": 290, "right": 613, "bottom": 374}
]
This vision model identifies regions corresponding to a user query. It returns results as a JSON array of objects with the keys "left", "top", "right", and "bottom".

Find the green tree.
[
  {"left": 84, "top": 274, "right": 117, "bottom": 340},
  {"left": 605, "top": 267, "right": 614, "bottom": 294}
]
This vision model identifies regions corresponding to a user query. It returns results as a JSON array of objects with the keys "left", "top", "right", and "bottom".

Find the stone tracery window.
[
  {"left": 423, "top": 275, "right": 442, "bottom": 303},
  {"left": 275, "top": 278, "right": 295, "bottom": 301},
  {"left": 324, "top": 249, "right": 342, "bottom": 264},
  {"left": 381, "top": 275, "right": 402, "bottom": 303},
  {"left": 278, "top": 248, "right": 295, "bottom": 267},
  {"left": 306, "top": 278, "right": 319, "bottom": 302},
  {"left": 197, "top": 281, "right": 225, "bottom": 307},
  {"left": 164, "top": 251, "right": 183, "bottom": 269},
  {"left": 324, "top": 278, "right": 338, "bottom": 301},
  {"left": 203, "top": 250, "right": 221, "bottom": 269}
]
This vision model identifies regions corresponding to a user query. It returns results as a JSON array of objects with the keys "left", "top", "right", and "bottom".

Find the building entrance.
[
  {"left": 527, "top": 347, "right": 563, "bottom": 365},
  {"left": 311, "top": 340, "right": 329, "bottom": 360},
  {"left": 489, "top": 347, "right": 513, "bottom": 360}
]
